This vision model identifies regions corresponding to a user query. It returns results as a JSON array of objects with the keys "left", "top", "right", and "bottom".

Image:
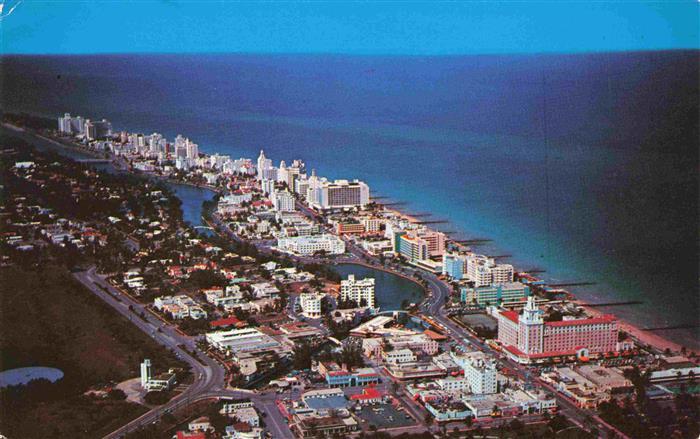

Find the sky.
[{"left": 0, "top": 1, "right": 698, "bottom": 55}]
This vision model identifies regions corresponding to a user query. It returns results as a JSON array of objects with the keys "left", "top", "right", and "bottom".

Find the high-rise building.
[
  {"left": 307, "top": 178, "right": 370, "bottom": 210},
  {"left": 257, "top": 150, "right": 272, "bottom": 181},
  {"left": 148, "top": 133, "right": 163, "bottom": 155},
  {"left": 58, "top": 113, "right": 85, "bottom": 135},
  {"left": 174, "top": 135, "right": 188, "bottom": 159},
  {"left": 299, "top": 292, "right": 324, "bottom": 318},
  {"left": 140, "top": 359, "right": 152, "bottom": 388},
  {"left": 273, "top": 190, "right": 296, "bottom": 212},
  {"left": 398, "top": 228, "right": 446, "bottom": 262},
  {"left": 285, "top": 159, "right": 304, "bottom": 189},
  {"left": 84, "top": 118, "right": 112, "bottom": 140},
  {"left": 398, "top": 233, "right": 428, "bottom": 262},
  {"left": 294, "top": 176, "right": 310, "bottom": 198},
  {"left": 186, "top": 139, "right": 199, "bottom": 160},
  {"left": 463, "top": 355, "right": 497, "bottom": 394},
  {"left": 497, "top": 296, "right": 619, "bottom": 364},
  {"left": 466, "top": 254, "right": 514, "bottom": 287},
  {"left": 442, "top": 253, "right": 468, "bottom": 279},
  {"left": 340, "top": 274, "right": 376, "bottom": 308}
]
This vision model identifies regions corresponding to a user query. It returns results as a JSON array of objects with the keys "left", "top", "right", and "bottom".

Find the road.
[
  {"left": 290, "top": 205, "right": 626, "bottom": 438},
  {"left": 417, "top": 269, "right": 628, "bottom": 438},
  {"left": 211, "top": 203, "right": 627, "bottom": 438},
  {"left": 74, "top": 267, "right": 294, "bottom": 439}
]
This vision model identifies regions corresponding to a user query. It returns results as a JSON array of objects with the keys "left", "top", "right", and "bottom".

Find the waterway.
[
  {"left": 3, "top": 126, "right": 422, "bottom": 313},
  {"left": 0, "top": 367, "right": 64, "bottom": 388},
  {"left": 332, "top": 263, "right": 424, "bottom": 312},
  {"left": 1, "top": 126, "right": 216, "bottom": 229},
  {"left": 4, "top": 53, "right": 697, "bottom": 350}
]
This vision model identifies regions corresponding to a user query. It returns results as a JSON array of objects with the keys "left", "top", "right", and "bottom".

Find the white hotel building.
[
  {"left": 276, "top": 234, "right": 346, "bottom": 255},
  {"left": 298, "top": 292, "right": 324, "bottom": 318},
  {"left": 340, "top": 274, "right": 376, "bottom": 308},
  {"left": 466, "top": 253, "right": 514, "bottom": 287},
  {"left": 452, "top": 352, "right": 498, "bottom": 395},
  {"left": 307, "top": 175, "right": 370, "bottom": 211}
]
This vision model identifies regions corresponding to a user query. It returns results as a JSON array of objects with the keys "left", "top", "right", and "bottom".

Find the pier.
[
  {"left": 643, "top": 324, "right": 700, "bottom": 332},
  {"left": 456, "top": 239, "right": 492, "bottom": 245},
  {"left": 584, "top": 300, "right": 643, "bottom": 307},
  {"left": 548, "top": 282, "right": 596, "bottom": 287}
]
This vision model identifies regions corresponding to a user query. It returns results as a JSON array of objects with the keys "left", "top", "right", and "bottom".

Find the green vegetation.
[{"left": 0, "top": 266, "right": 185, "bottom": 438}]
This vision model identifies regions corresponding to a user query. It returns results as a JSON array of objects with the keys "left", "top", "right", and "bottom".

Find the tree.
[
  {"left": 204, "top": 403, "right": 229, "bottom": 433},
  {"left": 293, "top": 342, "right": 313, "bottom": 370},
  {"left": 107, "top": 388, "right": 127, "bottom": 400},
  {"left": 424, "top": 413, "right": 434, "bottom": 426}
]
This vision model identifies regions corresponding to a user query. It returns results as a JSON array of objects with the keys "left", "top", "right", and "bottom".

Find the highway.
[
  {"left": 74, "top": 267, "right": 295, "bottom": 439},
  {"left": 314, "top": 223, "right": 626, "bottom": 438},
  {"left": 110, "top": 201, "right": 624, "bottom": 438}
]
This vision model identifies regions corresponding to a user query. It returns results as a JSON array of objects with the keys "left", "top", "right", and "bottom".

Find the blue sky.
[{"left": 1, "top": 1, "right": 698, "bottom": 55}]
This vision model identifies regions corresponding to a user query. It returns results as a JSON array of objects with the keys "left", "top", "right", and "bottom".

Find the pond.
[
  {"left": 332, "top": 263, "right": 425, "bottom": 312},
  {"left": 0, "top": 367, "right": 64, "bottom": 388}
]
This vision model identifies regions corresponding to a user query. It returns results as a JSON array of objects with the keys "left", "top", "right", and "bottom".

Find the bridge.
[{"left": 376, "top": 310, "right": 411, "bottom": 316}]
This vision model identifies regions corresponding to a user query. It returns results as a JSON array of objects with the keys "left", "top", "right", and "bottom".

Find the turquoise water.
[
  {"left": 0, "top": 367, "right": 64, "bottom": 388},
  {"left": 2, "top": 52, "right": 697, "bottom": 350},
  {"left": 332, "top": 263, "right": 424, "bottom": 311}
]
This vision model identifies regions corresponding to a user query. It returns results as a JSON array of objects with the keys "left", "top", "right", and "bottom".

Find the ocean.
[{"left": 1, "top": 51, "right": 698, "bottom": 349}]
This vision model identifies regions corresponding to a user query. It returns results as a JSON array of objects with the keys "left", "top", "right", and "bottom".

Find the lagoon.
[
  {"left": 0, "top": 367, "right": 64, "bottom": 388},
  {"left": 332, "top": 263, "right": 424, "bottom": 312}
]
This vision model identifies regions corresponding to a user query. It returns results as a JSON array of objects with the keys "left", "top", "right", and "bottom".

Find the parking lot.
[{"left": 355, "top": 402, "right": 417, "bottom": 430}]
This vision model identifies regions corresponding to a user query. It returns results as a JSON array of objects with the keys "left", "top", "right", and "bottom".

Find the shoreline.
[
  {"left": 4, "top": 121, "right": 692, "bottom": 356},
  {"left": 574, "top": 300, "right": 685, "bottom": 354}
]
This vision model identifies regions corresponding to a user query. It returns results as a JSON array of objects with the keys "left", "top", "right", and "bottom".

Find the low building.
[
  {"left": 221, "top": 399, "right": 260, "bottom": 427},
  {"left": 293, "top": 414, "right": 359, "bottom": 438},
  {"left": 188, "top": 416, "right": 211, "bottom": 432},
  {"left": 277, "top": 234, "right": 345, "bottom": 255},
  {"left": 319, "top": 362, "right": 381, "bottom": 388},
  {"left": 349, "top": 387, "right": 385, "bottom": 405},
  {"left": 383, "top": 348, "right": 417, "bottom": 365},
  {"left": 140, "top": 359, "right": 177, "bottom": 391}
]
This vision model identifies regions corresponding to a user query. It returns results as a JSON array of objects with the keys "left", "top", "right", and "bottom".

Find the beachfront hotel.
[
  {"left": 497, "top": 297, "right": 619, "bottom": 364},
  {"left": 461, "top": 282, "right": 530, "bottom": 308},
  {"left": 306, "top": 177, "right": 370, "bottom": 211}
]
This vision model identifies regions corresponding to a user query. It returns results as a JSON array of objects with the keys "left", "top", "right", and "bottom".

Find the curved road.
[{"left": 74, "top": 267, "right": 294, "bottom": 439}]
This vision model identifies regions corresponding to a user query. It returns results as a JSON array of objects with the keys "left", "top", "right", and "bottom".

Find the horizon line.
[{"left": 2, "top": 47, "right": 699, "bottom": 58}]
